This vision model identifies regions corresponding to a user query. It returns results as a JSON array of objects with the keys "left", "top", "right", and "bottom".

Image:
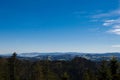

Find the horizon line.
[{"left": 0, "top": 51, "right": 120, "bottom": 55}]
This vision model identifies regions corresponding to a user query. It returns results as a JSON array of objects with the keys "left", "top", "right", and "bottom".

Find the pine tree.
[
  {"left": 8, "top": 52, "right": 17, "bottom": 80},
  {"left": 83, "top": 69, "right": 97, "bottom": 80},
  {"left": 98, "top": 60, "right": 112, "bottom": 80},
  {"left": 43, "top": 57, "right": 49, "bottom": 80},
  {"left": 0, "top": 58, "right": 9, "bottom": 80},
  {"left": 32, "top": 62, "right": 45, "bottom": 80},
  {"left": 43, "top": 58, "right": 60, "bottom": 80},
  {"left": 83, "top": 69, "right": 90, "bottom": 80},
  {"left": 109, "top": 57, "right": 119, "bottom": 80},
  {"left": 62, "top": 72, "right": 69, "bottom": 80}
]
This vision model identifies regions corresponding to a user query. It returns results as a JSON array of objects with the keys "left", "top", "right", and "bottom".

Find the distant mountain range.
[{"left": 0, "top": 52, "right": 120, "bottom": 61}]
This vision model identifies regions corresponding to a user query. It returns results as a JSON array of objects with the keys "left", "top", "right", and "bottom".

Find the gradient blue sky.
[{"left": 0, "top": 0, "right": 120, "bottom": 53}]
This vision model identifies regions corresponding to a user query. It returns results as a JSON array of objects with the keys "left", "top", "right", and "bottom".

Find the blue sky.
[{"left": 0, "top": 0, "right": 120, "bottom": 53}]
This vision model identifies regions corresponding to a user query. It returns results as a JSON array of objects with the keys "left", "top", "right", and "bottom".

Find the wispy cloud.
[
  {"left": 112, "top": 45, "right": 120, "bottom": 48},
  {"left": 108, "top": 28, "right": 120, "bottom": 35},
  {"left": 91, "top": 0, "right": 120, "bottom": 36},
  {"left": 103, "top": 18, "right": 120, "bottom": 35},
  {"left": 103, "top": 19, "right": 119, "bottom": 26},
  {"left": 92, "top": 9, "right": 120, "bottom": 18},
  {"left": 91, "top": 8, "right": 120, "bottom": 35}
]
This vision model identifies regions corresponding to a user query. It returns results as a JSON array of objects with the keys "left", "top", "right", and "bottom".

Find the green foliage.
[
  {"left": 62, "top": 72, "right": 70, "bottom": 80},
  {"left": 8, "top": 52, "right": 17, "bottom": 80},
  {"left": 83, "top": 69, "right": 97, "bottom": 80},
  {"left": 98, "top": 60, "right": 112, "bottom": 80},
  {"left": 32, "top": 62, "right": 45, "bottom": 80},
  {"left": 0, "top": 53, "right": 119, "bottom": 80},
  {"left": 83, "top": 69, "right": 90, "bottom": 80},
  {"left": 109, "top": 57, "right": 119, "bottom": 80}
]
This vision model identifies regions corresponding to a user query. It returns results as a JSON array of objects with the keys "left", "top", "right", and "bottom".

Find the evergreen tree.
[
  {"left": 83, "top": 69, "right": 97, "bottom": 80},
  {"left": 43, "top": 58, "right": 60, "bottom": 80},
  {"left": 98, "top": 60, "right": 112, "bottom": 80},
  {"left": 109, "top": 57, "right": 119, "bottom": 80},
  {"left": 32, "top": 62, "right": 45, "bottom": 80},
  {"left": 0, "top": 58, "right": 9, "bottom": 80},
  {"left": 83, "top": 69, "right": 90, "bottom": 80},
  {"left": 62, "top": 72, "right": 69, "bottom": 80},
  {"left": 8, "top": 52, "right": 17, "bottom": 80},
  {"left": 43, "top": 58, "right": 49, "bottom": 80}
]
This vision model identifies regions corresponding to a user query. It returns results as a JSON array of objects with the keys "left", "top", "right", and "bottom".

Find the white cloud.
[
  {"left": 108, "top": 28, "right": 120, "bottom": 35},
  {"left": 112, "top": 45, "right": 120, "bottom": 48},
  {"left": 103, "top": 18, "right": 120, "bottom": 35},
  {"left": 113, "top": 25, "right": 120, "bottom": 28},
  {"left": 103, "top": 20, "right": 116, "bottom": 26},
  {"left": 92, "top": 9, "right": 120, "bottom": 18},
  {"left": 91, "top": 0, "right": 120, "bottom": 35},
  {"left": 103, "top": 19, "right": 120, "bottom": 27}
]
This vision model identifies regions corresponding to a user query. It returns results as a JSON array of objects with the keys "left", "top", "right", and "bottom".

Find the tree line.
[{"left": 0, "top": 52, "right": 120, "bottom": 80}]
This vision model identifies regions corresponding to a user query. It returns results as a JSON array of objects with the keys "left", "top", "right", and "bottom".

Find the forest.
[{"left": 0, "top": 52, "right": 120, "bottom": 80}]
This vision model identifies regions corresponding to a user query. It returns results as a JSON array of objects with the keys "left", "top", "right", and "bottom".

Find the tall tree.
[
  {"left": 32, "top": 62, "right": 45, "bottom": 80},
  {"left": 8, "top": 52, "right": 17, "bottom": 80},
  {"left": 98, "top": 60, "right": 112, "bottom": 80},
  {"left": 109, "top": 57, "right": 119, "bottom": 80},
  {"left": 83, "top": 69, "right": 90, "bottom": 80},
  {"left": 62, "top": 72, "right": 69, "bottom": 80},
  {"left": 83, "top": 69, "right": 97, "bottom": 80},
  {"left": 0, "top": 58, "right": 9, "bottom": 80}
]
